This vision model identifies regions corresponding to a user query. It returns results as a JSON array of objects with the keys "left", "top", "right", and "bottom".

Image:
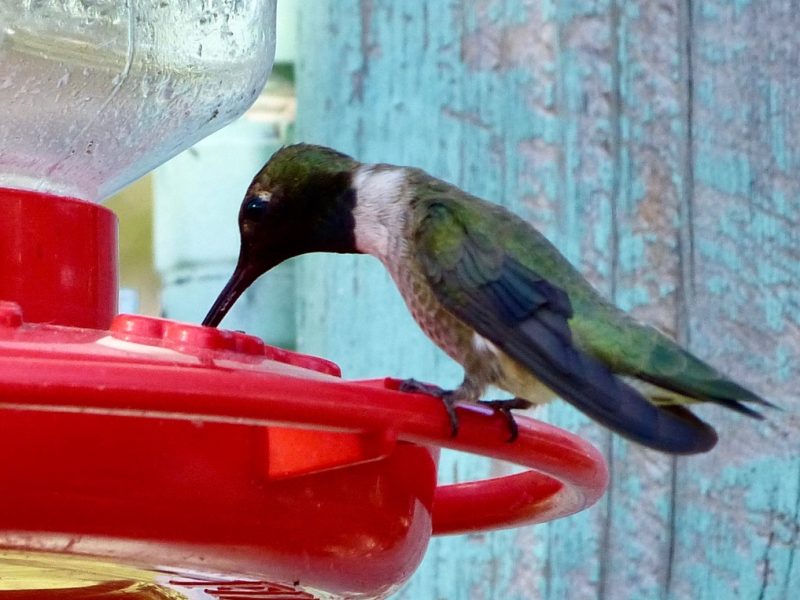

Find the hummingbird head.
[{"left": 203, "top": 144, "right": 361, "bottom": 327}]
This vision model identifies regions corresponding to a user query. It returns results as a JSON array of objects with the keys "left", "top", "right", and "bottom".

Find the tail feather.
[
  {"left": 597, "top": 321, "right": 777, "bottom": 419},
  {"left": 634, "top": 352, "right": 775, "bottom": 419},
  {"left": 649, "top": 392, "right": 766, "bottom": 419},
  {"left": 718, "top": 399, "right": 766, "bottom": 419},
  {"left": 504, "top": 320, "right": 720, "bottom": 454}
]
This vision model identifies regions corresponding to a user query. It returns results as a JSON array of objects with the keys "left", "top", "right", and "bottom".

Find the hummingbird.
[{"left": 203, "top": 144, "right": 771, "bottom": 454}]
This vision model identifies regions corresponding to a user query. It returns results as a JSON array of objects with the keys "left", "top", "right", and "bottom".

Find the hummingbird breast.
[
  {"left": 385, "top": 243, "right": 552, "bottom": 404},
  {"left": 395, "top": 260, "right": 477, "bottom": 365}
]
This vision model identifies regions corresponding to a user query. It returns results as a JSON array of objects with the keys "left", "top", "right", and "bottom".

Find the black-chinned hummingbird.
[{"left": 203, "top": 144, "right": 772, "bottom": 454}]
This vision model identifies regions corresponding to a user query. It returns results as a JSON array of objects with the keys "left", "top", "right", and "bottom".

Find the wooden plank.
[
  {"left": 539, "top": 0, "right": 615, "bottom": 597},
  {"left": 591, "top": 1, "right": 692, "bottom": 598},
  {"left": 295, "top": 3, "right": 555, "bottom": 598},
  {"left": 292, "top": 1, "right": 799, "bottom": 598},
  {"left": 670, "top": 1, "right": 800, "bottom": 599}
]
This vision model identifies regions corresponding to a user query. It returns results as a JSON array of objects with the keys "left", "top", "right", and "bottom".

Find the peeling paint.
[{"left": 294, "top": 1, "right": 799, "bottom": 599}]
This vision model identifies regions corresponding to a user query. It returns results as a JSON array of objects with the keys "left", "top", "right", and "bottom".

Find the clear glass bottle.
[{"left": 0, "top": 1, "right": 277, "bottom": 202}]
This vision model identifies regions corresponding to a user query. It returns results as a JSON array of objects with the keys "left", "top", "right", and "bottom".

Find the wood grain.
[{"left": 293, "top": 1, "right": 798, "bottom": 598}]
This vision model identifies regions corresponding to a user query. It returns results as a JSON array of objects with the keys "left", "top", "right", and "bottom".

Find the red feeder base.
[{"left": 0, "top": 191, "right": 608, "bottom": 599}]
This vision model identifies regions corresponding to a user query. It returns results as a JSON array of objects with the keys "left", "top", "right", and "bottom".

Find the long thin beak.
[{"left": 202, "top": 263, "right": 259, "bottom": 327}]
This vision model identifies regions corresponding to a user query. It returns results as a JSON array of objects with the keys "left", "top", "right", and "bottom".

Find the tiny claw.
[
  {"left": 480, "top": 398, "right": 533, "bottom": 443},
  {"left": 440, "top": 392, "right": 459, "bottom": 438},
  {"left": 399, "top": 378, "right": 460, "bottom": 437}
]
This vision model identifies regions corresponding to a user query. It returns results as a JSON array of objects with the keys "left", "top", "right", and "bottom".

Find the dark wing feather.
[{"left": 414, "top": 201, "right": 717, "bottom": 454}]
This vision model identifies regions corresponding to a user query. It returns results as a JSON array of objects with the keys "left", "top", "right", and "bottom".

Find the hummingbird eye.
[{"left": 241, "top": 195, "right": 271, "bottom": 222}]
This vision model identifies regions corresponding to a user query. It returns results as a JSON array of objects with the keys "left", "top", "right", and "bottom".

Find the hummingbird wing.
[{"left": 412, "top": 197, "right": 719, "bottom": 454}]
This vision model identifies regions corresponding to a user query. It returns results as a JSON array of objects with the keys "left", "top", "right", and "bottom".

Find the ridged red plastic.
[
  {"left": 0, "top": 191, "right": 608, "bottom": 599},
  {"left": 0, "top": 189, "right": 117, "bottom": 329}
]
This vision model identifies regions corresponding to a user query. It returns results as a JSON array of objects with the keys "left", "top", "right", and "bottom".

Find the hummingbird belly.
[{"left": 393, "top": 261, "right": 555, "bottom": 405}]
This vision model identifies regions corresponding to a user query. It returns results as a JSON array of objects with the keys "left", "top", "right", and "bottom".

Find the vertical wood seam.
[
  {"left": 677, "top": 0, "right": 696, "bottom": 345},
  {"left": 668, "top": 0, "right": 696, "bottom": 596},
  {"left": 553, "top": 2, "right": 572, "bottom": 258},
  {"left": 353, "top": 0, "right": 373, "bottom": 105},
  {"left": 757, "top": 509, "right": 777, "bottom": 600},
  {"left": 545, "top": 9, "right": 566, "bottom": 598},
  {"left": 783, "top": 471, "right": 800, "bottom": 596},
  {"left": 665, "top": 461, "right": 678, "bottom": 598},
  {"left": 598, "top": 1, "right": 623, "bottom": 598}
]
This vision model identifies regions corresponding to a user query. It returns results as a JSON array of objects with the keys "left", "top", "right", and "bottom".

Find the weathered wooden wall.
[{"left": 293, "top": 1, "right": 799, "bottom": 598}]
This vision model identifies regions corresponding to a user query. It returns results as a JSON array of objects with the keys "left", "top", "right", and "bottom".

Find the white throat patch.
[{"left": 352, "top": 165, "right": 409, "bottom": 260}]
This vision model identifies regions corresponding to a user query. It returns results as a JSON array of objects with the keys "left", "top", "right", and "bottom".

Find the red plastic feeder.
[{"left": 0, "top": 191, "right": 608, "bottom": 599}]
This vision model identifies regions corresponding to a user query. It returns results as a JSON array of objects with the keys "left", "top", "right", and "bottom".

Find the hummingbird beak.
[{"left": 202, "top": 261, "right": 260, "bottom": 327}]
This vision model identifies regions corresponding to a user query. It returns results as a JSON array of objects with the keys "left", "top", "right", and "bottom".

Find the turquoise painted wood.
[{"left": 292, "top": 1, "right": 799, "bottom": 598}]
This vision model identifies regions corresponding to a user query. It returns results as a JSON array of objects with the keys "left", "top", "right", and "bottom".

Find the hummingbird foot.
[
  {"left": 398, "top": 378, "right": 460, "bottom": 437},
  {"left": 397, "top": 380, "right": 530, "bottom": 440},
  {"left": 480, "top": 398, "right": 534, "bottom": 442}
]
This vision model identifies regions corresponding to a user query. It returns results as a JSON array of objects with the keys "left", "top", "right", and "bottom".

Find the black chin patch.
[{"left": 324, "top": 185, "right": 357, "bottom": 253}]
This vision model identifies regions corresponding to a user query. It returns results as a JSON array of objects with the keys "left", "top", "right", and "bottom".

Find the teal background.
[{"left": 291, "top": 2, "right": 798, "bottom": 599}]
